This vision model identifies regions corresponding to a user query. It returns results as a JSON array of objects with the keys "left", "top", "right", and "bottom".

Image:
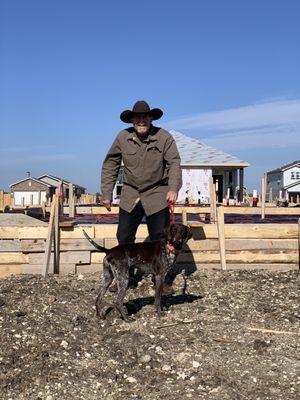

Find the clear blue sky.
[{"left": 1, "top": 0, "right": 299, "bottom": 193}]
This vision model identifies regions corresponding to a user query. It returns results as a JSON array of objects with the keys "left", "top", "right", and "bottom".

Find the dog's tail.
[{"left": 82, "top": 229, "right": 111, "bottom": 254}]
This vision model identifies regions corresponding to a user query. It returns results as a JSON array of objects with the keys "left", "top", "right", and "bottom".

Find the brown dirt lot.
[{"left": 0, "top": 269, "right": 299, "bottom": 400}]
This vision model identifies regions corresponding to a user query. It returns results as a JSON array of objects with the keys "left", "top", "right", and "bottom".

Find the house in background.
[
  {"left": 112, "top": 130, "right": 250, "bottom": 204},
  {"left": 38, "top": 174, "right": 85, "bottom": 198},
  {"left": 266, "top": 160, "right": 300, "bottom": 201},
  {"left": 10, "top": 174, "right": 85, "bottom": 206}
]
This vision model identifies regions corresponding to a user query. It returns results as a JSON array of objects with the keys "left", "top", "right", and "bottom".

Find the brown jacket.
[{"left": 101, "top": 126, "right": 182, "bottom": 215}]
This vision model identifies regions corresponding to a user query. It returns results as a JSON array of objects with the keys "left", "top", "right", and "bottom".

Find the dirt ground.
[{"left": 0, "top": 268, "right": 299, "bottom": 400}]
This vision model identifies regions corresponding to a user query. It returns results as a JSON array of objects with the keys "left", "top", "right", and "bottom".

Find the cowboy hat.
[{"left": 120, "top": 100, "right": 163, "bottom": 123}]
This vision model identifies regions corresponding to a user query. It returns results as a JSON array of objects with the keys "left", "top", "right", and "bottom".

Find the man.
[{"left": 101, "top": 100, "right": 182, "bottom": 293}]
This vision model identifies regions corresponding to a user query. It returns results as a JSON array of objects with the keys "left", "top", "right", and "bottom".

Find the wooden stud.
[
  {"left": 42, "top": 200, "right": 56, "bottom": 276},
  {"left": 209, "top": 176, "right": 217, "bottom": 223},
  {"left": 261, "top": 174, "right": 267, "bottom": 219},
  {"left": 298, "top": 218, "right": 300, "bottom": 271},
  {"left": 182, "top": 208, "right": 187, "bottom": 225},
  {"left": 54, "top": 189, "right": 60, "bottom": 274},
  {"left": 69, "top": 182, "right": 75, "bottom": 218},
  {"left": 216, "top": 206, "right": 226, "bottom": 270}
]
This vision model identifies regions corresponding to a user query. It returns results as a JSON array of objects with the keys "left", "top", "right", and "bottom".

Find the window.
[
  {"left": 296, "top": 172, "right": 300, "bottom": 180},
  {"left": 291, "top": 172, "right": 295, "bottom": 180}
]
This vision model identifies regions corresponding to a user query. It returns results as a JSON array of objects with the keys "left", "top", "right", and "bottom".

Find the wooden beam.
[
  {"left": 209, "top": 176, "right": 217, "bottom": 223},
  {"left": 182, "top": 208, "right": 187, "bottom": 225},
  {"left": 69, "top": 183, "right": 75, "bottom": 218},
  {"left": 298, "top": 218, "right": 300, "bottom": 271},
  {"left": 30, "top": 251, "right": 90, "bottom": 265},
  {"left": 261, "top": 174, "right": 267, "bottom": 219},
  {"left": 42, "top": 200, "right": 56, "bottom": 276},
  {"left": 216, "top": 206, "right": 226, "bottom": 270}
]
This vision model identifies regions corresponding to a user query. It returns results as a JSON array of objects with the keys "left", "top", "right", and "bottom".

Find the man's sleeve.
[
  {"left": 101, "top": 135, "right": 122, "bottom": 200},
  {"left": 164, "top": 135, "right": 182, "bottom": 193}
]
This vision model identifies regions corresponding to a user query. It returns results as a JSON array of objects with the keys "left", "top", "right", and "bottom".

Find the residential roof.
[
  {"left": 267, "top": 160, "right": 300, "bottom": 174},
  {"left": 38, "top": 174, "right": 86, "bottom": 190},
  {"left": 169, "top": 130, "right": 250, "bottom": 167},
  {"left": 9, "top": 177, "right": 52, "bottom": 188}
]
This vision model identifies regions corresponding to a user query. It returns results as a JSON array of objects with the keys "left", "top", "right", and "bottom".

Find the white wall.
[
  {"left": 14, "top": 191, "right": 46, "bottom": 206},
  {"left": 283, "top": 166, "right": 300, "bottom": 186}
]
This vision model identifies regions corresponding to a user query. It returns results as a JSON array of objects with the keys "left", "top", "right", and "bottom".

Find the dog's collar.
[{"left": 166, "top": 243, "right": 179, "bottom": 255}]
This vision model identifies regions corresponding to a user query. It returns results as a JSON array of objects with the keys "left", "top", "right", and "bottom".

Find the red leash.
[{"left": 169, "top": 204, "right": 175, "bottom": 224}]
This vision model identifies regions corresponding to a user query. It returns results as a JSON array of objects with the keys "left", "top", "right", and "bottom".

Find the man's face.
[{"left": 131, "top": 113, "right": 153, "bottom": 136}]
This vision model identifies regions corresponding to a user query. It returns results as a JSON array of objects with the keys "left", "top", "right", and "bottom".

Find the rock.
[
  {"left": 192, "top": 361, "right": 200, "bottom": 368},
  {"left": 60, "top": 340, "right": 68, "bottom": 349},
  {"left": 126, "top": 377, "right": 137, "bottom": 383},
  {"left": 162, "top": 365, "right": 171, "bottom": 372},
  {"left": 139, "top": 354, "right": 151, "bottom": 363},
  {"left": 174, "top": 352, "right": 189, "bottom": 363}
]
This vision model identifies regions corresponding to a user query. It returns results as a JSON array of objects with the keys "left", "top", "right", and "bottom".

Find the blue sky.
[{"left": 1, "top": 0, "right": 299, "bottom": 193}]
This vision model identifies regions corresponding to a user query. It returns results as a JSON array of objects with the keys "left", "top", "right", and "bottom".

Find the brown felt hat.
[{"left": 120, "top": 100, "right": 163, "bottom": 123}]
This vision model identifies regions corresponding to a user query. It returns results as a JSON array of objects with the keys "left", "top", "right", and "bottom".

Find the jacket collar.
[{"left": 127, "top": 126, "right": 159, "bottom": 144}]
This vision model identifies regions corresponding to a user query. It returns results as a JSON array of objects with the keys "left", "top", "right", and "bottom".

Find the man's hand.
[
  {"left": 166, "top": 191, "right": 177, "bottom": 205},
  {"left": 102, "top": 199, "right": 112, "bottom": 211}
]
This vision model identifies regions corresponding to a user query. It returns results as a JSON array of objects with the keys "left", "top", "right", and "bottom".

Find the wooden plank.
[
  {"left": 191, "top": 224, "right": 299, "bottom": 239},
  {"left": 87, "top": 205, "right": 300, "bottom": 216},
  {"left": 0, "top": 239, "right": 21, "bottom": 252},
  {"left": 94, "top": 224, "right": 148, "bottom": 238},
  {"left": 0, "top": 252, "right": 29, "bottom": 263},
  {"left": 0, "top": 264, "right": 22, "bottom": 276},
  {"left": 54, "top": 193, "right": 60, "bottom": 274},
  {"left": 0, "top": 223, "right": 299, "bottom": 240},
  {"left": 194, "top": 263, "right": 299, "bottom": 271},
  {"left": 177, "top": 251, "right": 299, "bottom": 263},
  {"left": 31, "top": 251, "right": 91, "bottom": 265},
  {"left": 216, "top": 206, "right": 226, "bottom": 270},
  {"left": 76, "top": 263, "right": 103, "bottom": 274},
  {"left": 185, "top": 238, "right": 299, "bottom": 251},
  {"left": 20, "top": 238, "right": 105, "bottom": 252},
  {"left": 102, "top": 237, "right": 299, "bottom": 251},
  {"left": 91, "top": 252, "right": 106, "bottom": 263}
]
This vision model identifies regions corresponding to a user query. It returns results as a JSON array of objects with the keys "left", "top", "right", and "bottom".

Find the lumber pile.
[{"left": 0, "top": 212, "right": 299, "bottom": 277}]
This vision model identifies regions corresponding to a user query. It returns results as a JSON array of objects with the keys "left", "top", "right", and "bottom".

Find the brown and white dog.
[{"left": 83, "top": 223, "right": 192, "bottom": 321}]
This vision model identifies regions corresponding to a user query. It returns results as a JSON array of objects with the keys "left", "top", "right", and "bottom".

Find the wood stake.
[
  {"left": 209, "top": 176, "right": 217, "bottom": 223},
  {"left": 261, "top": 174, "right": 267, "bottom": 219},
  {"left": 298, "top": 218, "right": 300, "bottom": 271},
  {"left": 182, "top": 208, "right": 187, "bottom": 225},
  {"left": 69, "top": 182, "right": 75, "bottom": 218},
  {"left": 42, "top": 200, "right": 56, "bottom": 276},
  {"left": 54, "top": 192, "right": 60, "bottom": 274},
  {"left": 216, "top": 206, "right": 226, "bottom": 270}
]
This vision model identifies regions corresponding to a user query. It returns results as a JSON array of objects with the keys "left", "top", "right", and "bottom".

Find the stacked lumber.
[{"left": 0, "top": 213, "right": 299, "bottom": 277}]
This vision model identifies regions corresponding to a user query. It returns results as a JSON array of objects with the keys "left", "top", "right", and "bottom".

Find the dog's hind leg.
[
  {"left": 114, "top": 268, "right": 130, "bottom": 321},
  {"left": 154, "top": 273, "right": 164, "bottom": 316},
  {"left": 95, "top": 258, "right": 113, "bottom": 319}
]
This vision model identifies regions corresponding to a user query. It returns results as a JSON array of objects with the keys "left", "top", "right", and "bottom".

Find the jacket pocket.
[{"left": 122, "top": 149, "right": 138, "bottom": 168}]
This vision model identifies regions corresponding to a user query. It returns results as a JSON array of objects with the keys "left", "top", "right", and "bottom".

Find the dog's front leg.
[{"left": 154, "top": 274, "right": 164, "bottom": 316}]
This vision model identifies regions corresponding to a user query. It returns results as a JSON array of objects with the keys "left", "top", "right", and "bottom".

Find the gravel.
[{"left": 0, "top": 269, "right": 299, "bottom": 399}]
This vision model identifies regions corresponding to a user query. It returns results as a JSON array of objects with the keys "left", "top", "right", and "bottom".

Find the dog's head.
[{"left": 164, "top": 223, "right": 193, "bottom": 251}]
